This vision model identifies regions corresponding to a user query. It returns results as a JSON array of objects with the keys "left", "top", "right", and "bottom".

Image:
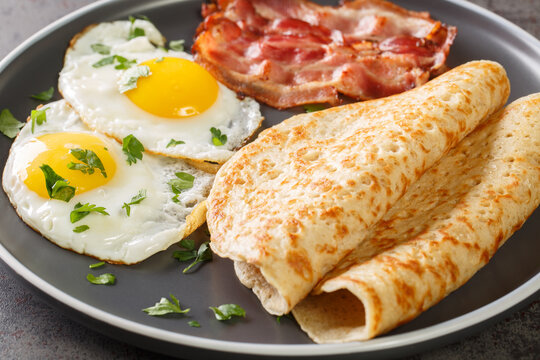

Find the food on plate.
[
  {"left": 58, "top": 19, "right": 262, "bottom": 164},
  {"left": 206, "top": 61, "right": 510, "bottom": 315},
  {"left": 292, "top": 93, "right": 540, "bottom": 342},
  {"left": 193, "top": 0, "right": 457, "bottom": 109},
  {"left": 2, "top": 100, "right": 214, "bottom": 264}
]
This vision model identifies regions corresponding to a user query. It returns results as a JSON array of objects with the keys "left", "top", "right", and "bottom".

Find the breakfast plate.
[{"left": 0, "top": 0, "right": 539, "bottom": 358}]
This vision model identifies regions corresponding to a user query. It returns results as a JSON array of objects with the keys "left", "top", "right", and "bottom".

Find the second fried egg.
[{"left": 58, "top": 19, "right": 262, "bottom": 164}]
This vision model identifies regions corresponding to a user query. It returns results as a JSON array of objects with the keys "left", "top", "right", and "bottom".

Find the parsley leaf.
[
  {"left": 30, "top": 86, "right": 54, "bottom": 102},
  {"left": 209, "top": 304, "right": 246, "bottom": 321},
  {"left": 210, "top": 127, "right": 227, "bottom": 146},
  {"left": 169, "top": 39, "right": 185, "bottom": 51},
  {"left": 166, "top": 139, "right": 185, "bottom": 148},
  {"left": 70, "top": 202, "right": 109, "bottom": 223},
  {"left": 118, "top": 65, "right": 151, "bottom": 93},
  {"left": 128, "top": 15, "right": 149, "bottom": 40},
  {"left": 122, "top": 134, "right": 145, "bottom": 165},
  {"left": 168, "top": 172, "right": 194, "bottom": 203},
  {"left": 73, "top": 225, "right": 90, "bottom": 233},
  {"left": 90, "top": 43, "right": 111, "bottom": 55},
  {"left": 303, "top": 104, "right": 326, "bottom": 113},
  {"left": 179, "top": 238, "right": 195, "bottom": 251},
  {"left": 86, "top": 273, "right": 115, "bottom": 285},
  {"left": 89, "top": 262, "right": 105, "bottom": 269},
  {"left": 142, "top": 294, "right": 190, "bottom": 316},
  {"left": 0, "top": 109, "right": 23, "bottom": 138},
  {"left": 92, "top": 55, "right": 136, "bottom": 70},
  {"left": 188, "top": 320, "right": 200, "bottom": 328},
  {"left": 31, "top": 107, "right": 49, "bottom": 133},
  {"left": 92, "top": 55, "right": 115, "bottom": 68},
  {"left": 122, "top": 189, "right": 147, "bottom": 216},
  {"left": 113, "top": 55, "right": 137, "bottom": 70},
  {"left": 173, "top": 241, "right": 212, "bottom": 274},
  {"left": 67, "top": 148, "right": 107, "bottom": 177},
  {"left": 39, "top": 164, "right": 75, "bottom": 202}
]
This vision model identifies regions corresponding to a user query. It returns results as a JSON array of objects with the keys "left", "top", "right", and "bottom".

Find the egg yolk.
[
  {"left": 22, "top": 132, "right": 116, "bottom": 199},
  {"left": 125, "top": 57, "right": 219, "bottom": 119}
]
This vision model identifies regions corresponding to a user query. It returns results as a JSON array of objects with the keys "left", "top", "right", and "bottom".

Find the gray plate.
[{"left": 0, "top": 0, "right": 539, "bottom": 359}]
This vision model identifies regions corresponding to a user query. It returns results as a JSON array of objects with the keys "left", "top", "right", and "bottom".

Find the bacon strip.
[{"left": 193, "top": 0, "right": 457, "bottom": 109}]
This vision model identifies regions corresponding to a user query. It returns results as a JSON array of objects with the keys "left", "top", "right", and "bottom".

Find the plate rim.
[{"left": 0, "top": 0, "right": 539, "bottom": 356}]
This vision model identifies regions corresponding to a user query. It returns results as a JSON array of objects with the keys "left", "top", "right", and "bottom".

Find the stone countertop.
[{"left": 0, "top": 0, "right": 539, "bottom": 359}]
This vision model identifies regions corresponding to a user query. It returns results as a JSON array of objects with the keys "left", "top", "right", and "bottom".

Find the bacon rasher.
[{"left": 193, "top": 0, "right": 457, "bottom": 109}]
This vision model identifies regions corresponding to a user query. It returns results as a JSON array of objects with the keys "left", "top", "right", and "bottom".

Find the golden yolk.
[
  {"left": 22, "top": 132, "right": 116, "bottom": 199},
  {"left": 125, "top": 57, "right": 219, "bottom": 119}
]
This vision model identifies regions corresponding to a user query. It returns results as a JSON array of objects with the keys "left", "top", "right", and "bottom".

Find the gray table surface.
[{"left": 0, "top": 0, "right": 539, "bottom": 359}]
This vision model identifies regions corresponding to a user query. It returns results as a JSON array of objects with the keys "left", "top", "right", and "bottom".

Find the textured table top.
[{"left": 0, "top": 0, "right": 539, "bottom": 359}]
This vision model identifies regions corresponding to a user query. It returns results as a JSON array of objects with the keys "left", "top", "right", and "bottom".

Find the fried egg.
[
  {"left": 58, "top": 19, "right": 262, "bottom": 164},
  {"left": 2, "top": 100, "right": 214, "bottom": 264}
]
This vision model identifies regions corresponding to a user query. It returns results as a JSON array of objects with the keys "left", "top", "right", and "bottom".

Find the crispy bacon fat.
[{"left": 193, "top": 0, "right": 457, "bottom": 109}]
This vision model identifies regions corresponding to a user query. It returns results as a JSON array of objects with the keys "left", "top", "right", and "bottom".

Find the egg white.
[
  {"left": 58, "top": 20, "right": 262, "bottom": 164},
  {"left": 2, "top": 100, "right": 214, "bottom": 264}
]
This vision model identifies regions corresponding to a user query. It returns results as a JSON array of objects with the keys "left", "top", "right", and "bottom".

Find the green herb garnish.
[
  {"left": 70, "top": 202, "right": 109, "bottom": 223},
  {"left": 0, "top": 109, "right": 23, "bottom": 138},
  {"left": 30, "top": 86, "right": 54, "bottom": 102},
  {"left": 210, "top": 127, "right": 227, "bottom": 146},
  {"left": 30, "top": 107, "right": 48, "bottom": 133},
  {"left": 188, "top": 320, "right": 200, "bottom": 328},
  {"left": 86, "top": 273, "right": 115, "bottom": 285},
  {"left": 67, "top": 148, "right": 107, "bottom": 177},
  {"left": 169, "top": 40, "right": 185, "bottom": 51},
  {"left": 154, "top": 57, "right": 164, "bottom": 63},
  {"left": 118, "top": 65, "right": 151, "bottom": 93},
  {"left": 303, "top": 104, "right": 326, "bottom": 113},
  {"left": 168, "top": 172, "right": 194, "bottom": 203},
  {"left": 39, "top": 164, "right": 75, "bottom": 202},
  {"left": 166, "top": 139, "right": 185, "bottom": 148},
  {"left": 113, "top": 55, "right": 137, "bottom": 70},
  {"left": 92, "top": 55, "right": 115, "bottom": 68},
  {"left": 128, "top": 15, "right": 149, "bottom": 40},
  {"left": 173, "top": 241, "right": 212, "bottom": 273},
  {"left": 122, "top": 134, "right": 145, "bottom": 165},
  {"left": 73, "top": 225, "right": 90, "bottom": 233},
  {"left": 89, "top": 261, "right": 105, "bottom": 269},
  {"left": 92, "top": 55, "right": 136, "bottom": 70},
  {"left": 122, "top": 189, "right": 147, "bottom": 216},
  {"left": 209, "top": 304, "right": 246, "bottom": 321},
  {"left": 142, "top": 294, "right": 190, "bottom": 316},
  {"left": 90, "top": 43, "right": 111, "bottom": 55}
]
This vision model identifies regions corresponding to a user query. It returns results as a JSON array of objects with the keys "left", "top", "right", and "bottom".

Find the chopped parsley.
[
  {"left": 73, "top": 225, "right": 90, "bottom": 233},
  {"left": 122, "top": 189, "right": 147, "bottom": 216},
  {"left": 86, "top": 273, "right": 115, "bottom": 285},
  {"left": 30, "top": 86, "right": 54, "bottom": 102},
  {"left": 118, "top": 65, "right": 151, "bottom": 93},
  {"left": 0, "top": 109, "right": 23, "bottom": 138},
  {"left": 154, "top": 57, "right": 164, "bottom": 63},
  {"left": 169, "top": 39, "right": 185, "bottom": 51},
  {"left": 210, "top": 127, "right": 227, "bottom": 146},
  {"left": 67, "top": 148, "right": 107, "bottom": 177},
  {"left": 92, "top": 55, "right": 136, "bottom": 70},
  {"left": 188, "top": 320, "right": 200, "bottom": 328},
  {"left": 122, "top": 134, "right": 144, "bottom": 165},
  {"left": 89, "top": 261, "right": 105, "bottom": 269},
  {"left": 303, "top": 104, "right": 326, "bottom": 113},
  {"left": 90, "top": 43, "right": 111, "bottom": 55},
  {"left": 128, "top": 15, "right": 150, "bottom": 40},
  {"left": 166, "top": 139, "right": 185, "bottom": 148},
  {"left": 39, "top": 164, "right": 75, "bottom": 202},
  {"left": 168, "top": 172, "right": 194, "bottom": 203},
  {"left": 70, "top": 202, "right": 109, "bottom": 223},
  {"left": 209, "top": 304, "right": 246, "bottom": 321},
  {"left": 142, "top": 294, "right": 190, "bottom": 316},
  {"left": 173, "top": 240, "right": 212, "bottom": 273},
  {"left": 30, "top": 107, "right": 49, "bottom": 133}
]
